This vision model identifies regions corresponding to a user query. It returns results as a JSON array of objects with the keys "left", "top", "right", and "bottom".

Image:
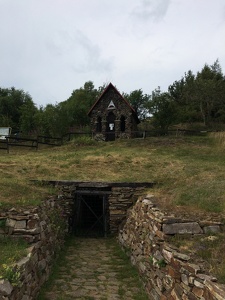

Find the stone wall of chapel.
[{"left": 89, "top": 87, "right": 137, "bottom": 139}]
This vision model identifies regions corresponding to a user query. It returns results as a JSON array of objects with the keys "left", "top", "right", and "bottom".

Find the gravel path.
[{"left": 39, "top": 238, "right": 149, "bottom": 300}]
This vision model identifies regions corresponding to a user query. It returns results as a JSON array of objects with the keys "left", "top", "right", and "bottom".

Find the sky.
[{"left": 0, "top": 0, "right": 225, "bottom": 107}]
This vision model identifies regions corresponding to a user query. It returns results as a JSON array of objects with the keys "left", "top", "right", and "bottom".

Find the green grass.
[
  {"left": 0, "top": 135, "right": 225, "bottom": 213},
  {"left": 0, "top": 236, "right": 28, "bottom": 274},
  {"left": 170, "top": 232, "right": 225, "bottom": 283},
  {"left": 106, "top": 238, "right": 148, "bottom": 299},
  {"left": 1, "top": 134, "right": 225, "bottom": 287},
  {"left": 37, "top": 237, "right": 73, "bottom": 300}
]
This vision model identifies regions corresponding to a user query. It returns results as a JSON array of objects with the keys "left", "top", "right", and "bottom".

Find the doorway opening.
[{"left": 73, "top": 192, "right": 109, "bottom": 237}]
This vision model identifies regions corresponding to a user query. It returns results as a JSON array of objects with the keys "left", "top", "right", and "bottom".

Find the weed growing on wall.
[
  {"left": 47, "top": 205, "right": 67, "bottom": 240},
  {"left": 0, "top": 264, "right": 21, "bottom": 286},
  {"left": 0, "top": 237, "right": 28, "bottom": 284}
]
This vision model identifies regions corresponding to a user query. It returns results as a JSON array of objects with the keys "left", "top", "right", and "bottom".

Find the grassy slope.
[
  {"left": 0, "top": 134, "right": 225, "bottom": 282},
  {"left": 0, "top": 135, "right": 225, "bottom": 215}
]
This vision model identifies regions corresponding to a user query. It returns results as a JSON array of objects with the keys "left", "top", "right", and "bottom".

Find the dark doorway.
[
  {"left": 106, "top": 112, "right": 115, "bottom": 141},
  {"left": 96, "top": 116, "right": 102, "bottom": 133},
  {"left": 73, "top": 193, "right": 109, "bottom": 237}
]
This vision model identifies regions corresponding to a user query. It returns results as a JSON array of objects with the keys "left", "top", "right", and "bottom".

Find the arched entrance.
[{"left": 106, "top": 112, "right": 115, "bottom": 141}]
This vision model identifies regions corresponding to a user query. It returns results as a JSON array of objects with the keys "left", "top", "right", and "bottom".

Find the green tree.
[
  {"left": 19, "top": 98, "right": 38, "bottom": 134},
  {"left": 194, "top": 61, "right": 225, "bottom": 125},
  {"left": 0, "top": 87, "right": 35, "bottom": 130},
  {"left": 123, "top": 89, "right": 150, "bottom": 120},
  {"left": 61, "top": 81, "right": 98, "bottom": 130},
  {"left": 168, "top": 60, "right": 225, "bottom": 127},
  {"left": 148, "top": 87, "right": 177, "bottom": 131}
]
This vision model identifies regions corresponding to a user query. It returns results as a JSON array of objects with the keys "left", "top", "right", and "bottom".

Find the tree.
[
  {"left": 61, "top": 81, "right": 98, "bottom": 130},
  {"left": 194, "top": 62, "right": 225, "bottom": 125},
  {"left": 148, "top": 87, "right": 177, "bottom": 131},
  {"left": 19, "top": 98, "right": 38, "bottom": 134},
  {"left": 123, "top": 89, "right": 150, "bottom": 120},
  {"left": 168, "top": 60, "right": 225, "bottom": 127},
  {"left": 0, "top": 87, "right": 36, "bottom": 130}
]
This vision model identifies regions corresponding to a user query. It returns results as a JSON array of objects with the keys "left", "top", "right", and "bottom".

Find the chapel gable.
[{"left": 88, "top": 83, "right": 139, "bottom": 141}]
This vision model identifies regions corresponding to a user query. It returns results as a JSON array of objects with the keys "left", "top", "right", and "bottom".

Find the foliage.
[
  {"left": 0, "top": 264, "right": 21, "bottom": 286},
  {"left": 0, "top": 236, "right": 28, "bottom": 283},
  {"left": 168, "top": 59, "right": 225, "bottom": 127},
  {"left": 69, "top": 135, "right": 97, "bottom": 146},
  {"left": 0, "top": 87, "right": 37, "bottom": 132},
  {"left": 48, "top": 205, "right": 67, "bottom": 238},
  {"left": 147, "top": 87, "right": 177, "bottom": 130},
  {"left": 1, "top": 61, "right": 225, "bottom": 135},
  {"left": 34, "top": 81, "right": 100, "bottom": 137},
  {"left": 155, "top": 259, "right": 167, "bottom": 268},
  {"left": 124, "top": 89, "right": 151, "bottom": 120},
  {"left": 19, "top": 97, "right": 38, "bottom": 134},
  {"left": 58, "top": 81, "right": 99, "bottom": 132}
]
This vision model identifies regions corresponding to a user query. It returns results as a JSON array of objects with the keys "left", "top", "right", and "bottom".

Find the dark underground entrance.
[
  {"left": 72, "top": 190, "right": 110, "bottom": 237},
  {"left": 33, "top": 180, "right": 155, "bottom": 237}
]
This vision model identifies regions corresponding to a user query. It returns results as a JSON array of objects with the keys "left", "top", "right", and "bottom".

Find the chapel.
[{"left": 88, "top": 83, "right": 139, "bottom": 141}]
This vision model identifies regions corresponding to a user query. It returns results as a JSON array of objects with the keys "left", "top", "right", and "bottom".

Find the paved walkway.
[{"left": 39, "top": 238, "right": 149, "bottom": 300}]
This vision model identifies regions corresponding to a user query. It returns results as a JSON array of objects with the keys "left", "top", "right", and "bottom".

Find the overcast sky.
[{"left": 0, "top": 0, "right": 224, "bottom": 107}]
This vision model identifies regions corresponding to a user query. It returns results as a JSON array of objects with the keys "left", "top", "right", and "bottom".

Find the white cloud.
[
  {"left": 131, "top": 0, "right": 171, "bottom": 22},
  {"left": 0, "top": 0, "right": 224, "bottom": 106}
]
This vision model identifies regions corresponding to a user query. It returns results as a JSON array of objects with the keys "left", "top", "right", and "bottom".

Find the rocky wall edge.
[
  {"left": 118, "top": 194, "right": 225, "bottom": 300},
  {"left": 0, "top": 195, "right": 72, "bottom": 300}
]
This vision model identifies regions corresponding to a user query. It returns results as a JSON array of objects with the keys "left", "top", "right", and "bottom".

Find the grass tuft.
[{"left": 0, "top": 236, "right": 28, "bottom": 276}]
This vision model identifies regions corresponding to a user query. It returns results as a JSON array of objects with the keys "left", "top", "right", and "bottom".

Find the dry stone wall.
[
  {"left": 0, "top": 195, "right": 72, "bottom": 300},
  {"left": 108, "top": 186, "right": 145, "bottom": 233},
  {"left": 118, "top": 194, "right": 225, "bottom": 300},
  {"left": 58, "top": 183, "right": 146, "bottom": 234}
]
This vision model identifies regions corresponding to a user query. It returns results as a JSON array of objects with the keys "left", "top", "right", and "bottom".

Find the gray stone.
[
  {"left": 38, "top": 259, "right": 47, "bottom": 271},
  {"left": 0, "top": 280, "right": 13, "bottom": 296},
  {"left": 142, "top": 199, "right": 153, "bottom": 205},
  {"left": 15, "top": 220, "right": 27, "bottom": 229},
  {"left": 205, "top": 280, "right": 225, "bottom": 300},
  {"left": 162, "top": 222, "right": 203, "bottom": 235},
  {"left": 193, "top": 279, "right": 204, "bottom": 288},
  {"left": 173, "top": 251, "right": 190, "bottom": 261},
  {"left": 21, "top": 295, "right": 30, "bottom": 300},
  {"left": 16, "top": 257, "right": 30, "bottom": 269},
  {"left": 203, "top": 225, "right": 221, "bottom": 234},
  {"left": 162, "top": 248, "right": 173, "bottom": 263},
  {"left": 5, "top": 218, "right": 16, "bottom": 228}
]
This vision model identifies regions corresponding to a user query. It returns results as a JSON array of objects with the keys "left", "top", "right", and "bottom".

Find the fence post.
[{"left": 7, "top": 138, "right": 9, "bottom": 153}]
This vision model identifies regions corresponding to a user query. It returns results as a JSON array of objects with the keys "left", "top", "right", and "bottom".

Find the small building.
[{"left": 88, "top": 83, "right": 139, "bottom": 141}]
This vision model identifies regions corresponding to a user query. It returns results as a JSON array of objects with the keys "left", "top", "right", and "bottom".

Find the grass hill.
[
  {"left": 0, "top": 133, "right": 225, "bottom": 282},
  {"left": 0, "top": 134, "right": 225, "bottom": 216}
]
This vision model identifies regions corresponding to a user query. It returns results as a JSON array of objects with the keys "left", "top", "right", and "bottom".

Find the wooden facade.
[{"left": 88, "top": 83, "right": 139, "bottom": 141}]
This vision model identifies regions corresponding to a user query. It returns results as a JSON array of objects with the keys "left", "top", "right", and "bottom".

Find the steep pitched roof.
[{"left": 87, "top": 83, "right": 139, "bottom": 123}]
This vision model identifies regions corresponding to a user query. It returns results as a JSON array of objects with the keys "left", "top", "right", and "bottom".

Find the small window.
[
  {"left": 120, "top": 116, "right": 126, "bottom": 132},
  {"left": 96, "top": 117, "right": 102, "bottom": 133}
]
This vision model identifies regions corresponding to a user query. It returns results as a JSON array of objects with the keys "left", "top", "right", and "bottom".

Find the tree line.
[{"left": 0, "top": 60, "right": 224, "bottom": 137}]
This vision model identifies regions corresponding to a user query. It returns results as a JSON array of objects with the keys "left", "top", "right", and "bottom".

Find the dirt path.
[{"left": 38, "top": 238, "right": 149, "bottom": 300}]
